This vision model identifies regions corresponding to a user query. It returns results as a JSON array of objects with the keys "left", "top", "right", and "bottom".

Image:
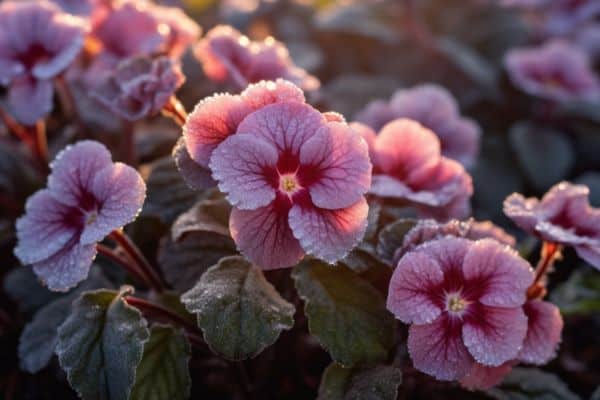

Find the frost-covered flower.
[
  {"left": 387, "top": 237, "right": 534, "bottom": 382},
  {"left": 354, "top": 84, "right": 480, "bottom": 167},
  {"left": 504, "top": 181, "right": 600, "bottom": 270},
  {"left": 181, "top": 79, "right": 306, "bottom": 188},
  {"left": 544, "top": 0, "right": 600, "bottom": 36},
  {"left": 14, "top": 141, "right": 146, "bottom": 291},
  {"left": 393, "top": 218, "right": 516, "bottom": 264},
  {"left": 0, "top": 1, "right": 86, "bottom": 124},
  {"left": 209, "top": 101, "right": 371, "bottom": 269},
  {"left": 195, "top": 25, "right": 319, "bottom": 91},
  {"left": 504, "top": 40, "right": 600, "bottom": 102},
  {"left": 92, "top": 55, "right": 185, "bottom": 121},
  {"left": 363, "top": 119, "right": 473, "bottom": 220}
]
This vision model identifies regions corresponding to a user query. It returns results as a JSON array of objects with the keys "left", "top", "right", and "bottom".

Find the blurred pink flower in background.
[
  {"left": 92, "top": 55, "right": 185, "bottom": 121},
  {"left": 387, "top": 237, "right": 533, "bottom": 383},
  {"left": 504, "top": 181, "right": 600, "bottom": 269},
  {"left": 14, "top": 141, "right": 146, "bottom": 291},
  {"left": 195, "top": 25, "right": 320, "bottom": 91},
  {"left": 359, "top": 119, "right": 473, "bottom": 220},
  {"left": 0, "top": 1, "right": 87, "bottom": 124},
  {"left": 504, "top": 40, "right": 600, "bottom": 102},
  {"left": 354, "top": 84, "right": 481, "bottom": 167}
]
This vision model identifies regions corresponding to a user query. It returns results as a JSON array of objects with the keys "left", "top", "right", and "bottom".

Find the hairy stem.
[
  {"left": 161, "top": 96, "right": 188, "bottom": 127},
  {"left": 527, "top": 241, "right": 562, "bottom": 300},
  {"left": 97, "top": 243, "right": 157, "bottom": 290}
]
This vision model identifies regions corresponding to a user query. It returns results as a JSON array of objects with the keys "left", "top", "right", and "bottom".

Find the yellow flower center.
[
  {"left": 279, "top": 174, "right": 300, "bottom": 194},
  {"left": 445, "top": 292, "right": 469, "bottom": 316}
]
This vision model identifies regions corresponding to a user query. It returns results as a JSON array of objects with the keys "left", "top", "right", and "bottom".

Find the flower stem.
[
  {"left": 527, "top": 241, "right": 562, "bottom": 299},
  {"left": 109, "top": 230, "right": 166, "bottom": 292},
  {"left": 123, "top": 295, "right": 204, "bottom": 347},
  {"left": 97, "top": 243, "right": 156, "bottom": 289},
  {"left": 32, "top": 120, "right": 48, "bottom": 166},
  {"left": 162, "top": 96, "right": 188, "bottom": 127},
  {"left": 54, "top": 75, "right": 77, "bottom": 120}
]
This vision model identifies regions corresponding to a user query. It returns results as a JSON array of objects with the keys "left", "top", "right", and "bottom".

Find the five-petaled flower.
[
  {"left": 0, "top": 1, "right": 87, "bottom": 124},
  {"left": 354, "top": 84, "right": 480, "bottom": 167},
  {"left": 504, "top": 181, "right": 600, "bottom": 270},
  {"left": 387, "top": 236, "right": 553, "bottom": 387},
  {"left": 92, "top": 55, "right": 185, "bottom": 121},
  {"left": 504, "top": 40, "right": 600, "bottom": 102},
  {"left": 14, "top": 141, "right": 146, "bottom": 291},
  {"left": 355, "top": 119, "right": 473, "bottom": 220},
  {"left": 195, "top": 25, "right": 319, "bottom": 91}
]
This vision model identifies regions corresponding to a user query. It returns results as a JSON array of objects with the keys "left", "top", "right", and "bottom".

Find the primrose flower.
[
  {"left": 182, "top": 79, "right": 305, "bottom": 187},
  {"left": 14, "top": 141, "right": 146, "bottom": 291},
  {"left": 361, "top": 119, "right": 473, "bottom": 220},
  {"left": 195, "top": 25, "right": 319, "bottom": 91},
  {"left": 504, "top": 40, "right": 600, "bottom": 102},
  {"left": 354, "top": 84, "right": 480, "bottom": 167},
  {"left": 387, "top": 237, "right": 534, "bottom": 382},
  {"left": 92, "top": 55, "right": 185, "bottom": 121},
  {"left": 0, "top": 1, "right": 86, "bottom": 124},
  {"left": 209, "top": 101, "right": 371, "bottom": 269},
  {"left": 504, "top": 182, "right": 600, "bottom": 270}
]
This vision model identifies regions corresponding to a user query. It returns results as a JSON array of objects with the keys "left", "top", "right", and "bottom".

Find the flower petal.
[
  {"left": 288, "top": 198, "right": 368, "bottom": 264},
  {"left": 229, "top": 200, "right": 304, "bottom": 270},
  {"left": 575, "top": 244, "right": 600, "bottom": 270},
  {"left": 80, "top": 163, "right": 146, "bottom": 244},
  {"left": 8, "top": 77, "right": 53, "bottom": 125},
  {"left": 241, "top": 79, "right": 305, "bottom": 110},
  {"left": 407, "top": 315, "right": 474, "bottom": 381},
  {"left": 172, "top": 137, "right": 215, "bottom": 190},
  {"left": 462, "top": 239, "right": 533, "bottom": 308},
  {"left": 32, "top": 241, "right": 96, "bottom": 292},
  {"left": 518, "top": 300, "right": 563, "bottom": 365},
  {"left": 300, "top": 122, "right": 372, "bottom": 209},
  {"left": 14, "top": 189, "right": 78, "bottom": 265},
  {"left": 47, "top": 140, "right": 113, "bottom": 208},
  {"left": 387, "top": 251, "right": 444, "bottom": 324},
  {"left": 209, "top": 133, "right": 278, "bottom": 210},
  {"left": 183, "top": 93, "right": 252, "bottom": 167},
  {"left": 460, "top": 362, "right": 514, "bottom": 390},
  {"left": 463, "top": 305, "right": 528, "bottom": 367}
]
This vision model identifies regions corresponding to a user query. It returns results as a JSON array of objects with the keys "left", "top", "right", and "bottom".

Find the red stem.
[
  {"left": 109, "top": 230, "right": 166, "bottom": 292},
  {"left": 162, "top": 96, "right": 188, "bottom": 127},
  {"left": 527, "top": 241, "right": 561, "bottom": 299},
  {"left": 121, "top": 120, "right": 136, "bottom": 166},
  {"left": 97, "top": 244, "right": 157, "bottom": 290}
]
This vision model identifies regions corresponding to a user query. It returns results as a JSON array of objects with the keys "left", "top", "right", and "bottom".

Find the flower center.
[
  {"left": 85, "top": 210, "right": 98, "bottom": 226},
  {"left": 279, "top": 174, "right": 301, "bottom": 195},
  {"left": 445, "top": 292, "right": 468, "bottom": 316}
]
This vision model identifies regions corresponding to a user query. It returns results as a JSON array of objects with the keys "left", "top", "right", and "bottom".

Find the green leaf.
[
  {"left": 376, "top": 219, "right": 418, "bottom": 265},
  {"left": 4, "top": 266, "right": 61, "bottom": 313},
  {"left": 171, "top": 198, "right": 231, "bottom": 242},
  {"left": 56, "top": 286, "right": 149, "bottom": 400},
  {"left": 292, "top": 259, "right": 395, "bottom": 367},
  {"left": 486, "top": 368, "right": 580, "bottom": 400},
  {"left": 509, "top": 121, "right": 574, "bottom": 191},
  {"left": 130, "top": 325, "right": 191, "bottom": 400},
  {"left": 341, "top": 243, "right": 388, "bottom": 273},
  {"left": 317, "top": 363, "right": 402, "bottom": 400},
  {"left": 181, "top": 256, "right": 295, "bottom": 360},
  {"left": 551, "top": 269, "right": 600, "bottom": 315}
]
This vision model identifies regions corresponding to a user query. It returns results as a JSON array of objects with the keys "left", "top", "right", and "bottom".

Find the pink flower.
[
  {"left": 195, "top": 25, "right": 319, "bottom": 91},
  {"left": 504, "top": 40, "right": 600, "bottom": 102},
  {"left": 393, "top": 218, "right": 516, "bottom": 265},
  {"left": 504, "top": 182, "right": 600, "bottom": 270},
  {"left": 0, "top": 1, "right": 86, "bottom": 124},
  {"left": 181, "top": 79, "right": 305, "bottom": 188},
  {"left": 359, "top": 119, "right": 473, "bottom": 220},
  {"left": 354, "top": 84, "right": 481, "bottom": 167},
  {"left": 209, "top": 100, "right": 372, "bottom": 269},
  {"left": 14, "top": 141, "right": 146, "bottom": 291},
  {"left": 92, "top": 55, "right": 185, "bottom": 121},
  {"left": 544, "top": 0, "right": 600, "bottom": 36},
  {"left": 387, "top": 237, "right": 534, "bottom": 381}
]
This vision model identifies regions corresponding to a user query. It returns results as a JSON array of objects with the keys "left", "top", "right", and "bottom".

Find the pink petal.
[
  {"left": 518, "top": 300, "right": 563, "bottom": 365},
  {"left": 229, "top": 200, "right": 304, "bottom": 270},
  {"left": 300, "top": 122, "right": 372, "bottom": 209},
  {"left": 387, "top": 251, "right": 444, "bottom": 324},
  {"left": 460, "top": 362, "right": 514, "bottom": 390},
  {"left": 240, "top": 79, "right": 305, "bottom": 110},
  {"left": 413, "top": 236, "right": 471, "bottom": 277},
  {"left": 349, "top": 122, "right": 376, "bottom": 161},
  {"left": 209, "top": 133, "right": 278, "bottom": 210},
  {"left": 183, "top": 93, "right": 252, "bottom": 168},
  {"left": 408, "top": 315, "right": 474, "bottom": 381},
  {"left": 462, "top": 239, "right": 533, "bottom": 308},
  {"left": 503, "top": 193, "right": 539, "bottom": 233},
  {"left": 288, "top": 198, "right": 368, "bottom": 264},
  {"left": 575, "top": 245, "right": 600, "bottom": 270},
  {"left": 32, "top": 241, "right": 96, "bottom": 292},
  {"left": 463, "top": 306, "right": 528, "bottom": 366},
  {"left": 80, "top": 163, "right": 146, "bottom": 244},
  {"left": 369, "top": 174, "right": 413, "bottom": 199},
  {"left": 323, "top": 111, "right": 345, "bottom": 123},
  {"left": 236, "top": 102, "right": 324, "bottom": 156},
  {"left": 14, "top": 189, "right": 78, "bottom": 265},
  {"left": 8, "top": 77, "right": 53, "bottom": 125},
  {"left": 173, "top": 137, "right": 215, "bottom": 190},
  {"left": 47, "top": 141, "right": 113, "bottom": 208}
]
